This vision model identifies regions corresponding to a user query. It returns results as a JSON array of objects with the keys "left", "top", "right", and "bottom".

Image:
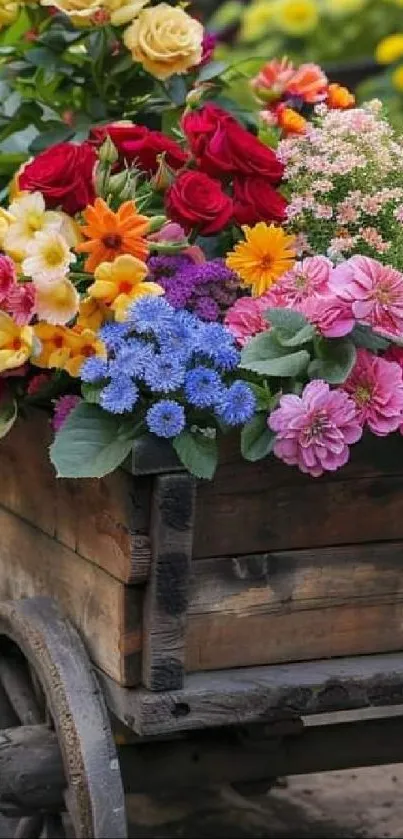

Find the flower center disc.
[{"left": 103, "top": 234, "right": 123, "bottom": 249}]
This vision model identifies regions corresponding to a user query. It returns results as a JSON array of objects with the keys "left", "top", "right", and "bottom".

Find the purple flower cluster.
[{"left": 147, "top": 255, "right": 239, "bottom": 321}]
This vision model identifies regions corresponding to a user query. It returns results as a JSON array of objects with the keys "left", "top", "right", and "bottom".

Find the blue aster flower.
[
  {"left": 146, "top": 399, "right": 185, "bottom": 438},
  {"left": 194, "top": 322, "right": 240, "bottom": 369},
  {"left": 157, "top": 317, "right": 198, "bottom": 363},
  {"left": 109, "top": 340, "right": 155, "bottom": 380},
  {"left": 100, "top": 379, "right": 139, "bottom": 414},
  {"left": 98, "top": 321, "right": 129, "bottom": 352},
  {"left": 215, "top": 381, "right": 256, "bottom": 426},
  {"left": 184, "top": 366, "right": 223, "bottom": 409},
  {"left": 143, "top": 353, "right": 186, "bottom": 393},
  {"left": 127, "top": 295, "right": 174, "bottom": 336},
  {"left": 81, "top": 356, "right": 109, "bottom": 383}
]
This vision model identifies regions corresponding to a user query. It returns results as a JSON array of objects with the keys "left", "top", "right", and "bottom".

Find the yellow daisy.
[{"left": 226, "top": 223, "right": 296, "bottom": 296}]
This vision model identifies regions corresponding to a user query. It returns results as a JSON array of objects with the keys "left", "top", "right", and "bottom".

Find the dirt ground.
[{"left": 125, "top": 765, "right": 403, "bottom": 838}]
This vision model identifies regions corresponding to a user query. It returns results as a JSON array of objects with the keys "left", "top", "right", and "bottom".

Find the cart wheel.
[{"left": 0, "top": 596, "right": 127, "bottom": 839}]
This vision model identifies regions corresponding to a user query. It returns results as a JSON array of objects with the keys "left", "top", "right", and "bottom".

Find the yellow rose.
[
  {"left": 274, "top": 0, "right": 319, "bottom": 36},
  {"left": 0, "top": 1, "right": 19, "bottom": 28},
  {"left": 104, "top": 0, "right": 149, "bottom": 26},
  {"left": 40, "top": 0, "right": 102, "bottom": 23},
  {"left": 124, "top": 3, "right": 203, "bottom": 80}
]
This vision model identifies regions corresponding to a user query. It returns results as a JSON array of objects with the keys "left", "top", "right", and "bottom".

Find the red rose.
[
  {"left": 182, "top": 104, "right": 284, "bottom": 182},
  {"left": 89, "top": 123, "right": 188, "bottom": 174},
  {"left": 19, "top": 142, "right": 96, "bottom": 215},
  {"left": 233, "top": 176, "right": 288, "bottom": 226},
  {"left": 166, "top": 170, "right": 233, "bottom": 235}
]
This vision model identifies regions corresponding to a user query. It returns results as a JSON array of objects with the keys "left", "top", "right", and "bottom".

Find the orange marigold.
[
  {"left": 277, "top": 106, "right": 307, "bottom": 136},
  {"left": 327, "top": 83, "right": 355, "bottom": 110},
  {"left": 77, "top": 197, "right": 150, "bottom": 273}
]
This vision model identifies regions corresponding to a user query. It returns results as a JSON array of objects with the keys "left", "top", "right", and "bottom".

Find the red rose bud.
[
  {"left": 89, "top": 123, "right": 188, "bottom": 175},
  {"left": 232, "top": 176, "right": 288, "bottom": 226},
  {"left": 19, "top": 142, "right": 97, "bottom": 215},
  {"left": 182, "top": 103, "right": 284, "bottom": 183},
  {"left": 165, "top": 170, "right": 233, "bottom": 236}
]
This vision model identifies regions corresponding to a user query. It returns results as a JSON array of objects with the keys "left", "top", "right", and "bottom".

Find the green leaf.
[
  {"left": 50, "top": 403, "right": 137, "bottom": 479},
  {"left": 308, "top": 338, "right": 356, "bottom": 385},
  {"left": 197, "top": 60, "right": 228, "bottom": 83},
  {"left": 351, "top": 324, "right": 390, "bottom": 352},
  {"left": 0, "top": 398, "right": 17, "bottom": 440},
  {"left": 248, "top": 382, "right": 272, "bottom": 411},
  {"left": 81, "top": 382, "right": 104, "bottom": 405},
  {"left": 264, "top": 307, "right": 308, "bottom": 331},
  {"left": 165, "top": 75, "right": 188, "bottom": 106},
  {"left": 30, "top": 125, "right": 74, "bottom": 153},
  {"left": 241, "top": 349, "right": 310, "bottom": 378},
  {"left": 173, "top": 429, "right": 218, "bottom": 479},
  {"left": 241, "top": 414, "right": 275, "bottom": 462},
  {"left": 240, "top": 331, "right": 286, "bottom": 365}
]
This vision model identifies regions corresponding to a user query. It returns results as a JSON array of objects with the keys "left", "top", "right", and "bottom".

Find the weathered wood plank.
[
  {"left": 185, "top": 543, "right": 403, "bottom": 670},
  {"left": 0, "top": 411, "right": 152, "bottom": 583},
  {"left": 142, "top": 474, "right": 196, "bottom": 691},
  {"left": 98, "top": 652, "right": 403, "bottom": 736},
  {"left": 0, "top": 725, "right": 64, "bottom": 816},
  {"left": 194, "top": 473, "right": 403, "bottom": 558},
  {"left": 0, "top": 507, "right": 142, "bottom": 685}
]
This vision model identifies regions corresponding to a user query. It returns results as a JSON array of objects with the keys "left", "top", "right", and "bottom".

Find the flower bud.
[
  {"left": 147, "top": 215, "right": 167, "bottom": 234},
  {"left": 151, "top": 153, "right": 176, "bottom": 192},
  {"left": 98, "top": 135, "right": 119, "bottom": 166}
]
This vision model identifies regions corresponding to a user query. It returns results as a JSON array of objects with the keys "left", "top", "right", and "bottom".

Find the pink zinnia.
[
  {"left": 269, "top": 379, "right": 362, "bottom": 477},
  {"left": 5, "top": 283, "right": 36, "bottom": 325},
  {"left": 331, "top": 256, "right": 403, "bottom": 339},
  {"left": 0, "top": 255, "right": 16, "bottom": 303},
  {"left": 52, "top": 395, "right": 81, "bottom": 432},
  {"left": 343, "top": 349, "right": 403, "bottom": 436},
  {"left": 224, "top": 296, "right": 268, "bottom": 346},
  {"left": 301, "top": 294, "right": 355, "bottom": 338},
  {"left": 268, "top": 256, "right": 332, "bottom": 308}
]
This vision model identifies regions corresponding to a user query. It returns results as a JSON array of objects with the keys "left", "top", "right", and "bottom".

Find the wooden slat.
[
  {"left": 0, "top": 411, "right": 151, "bottom": 583},
  {"left": 0, "top": 505, "right": 142, "bottom": 685},
  {"left": 98, "top": 651, "right": 403, "bottom": 736},
  {"left": 142, "top": 473, "right": 196, "bottom": 691},
  {"left": 186, "top": 543, "right": 403, "bottom": 671}
]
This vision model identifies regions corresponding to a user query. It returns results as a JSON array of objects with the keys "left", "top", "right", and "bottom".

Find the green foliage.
[
  {"left": 0, "top": 398, "right": 17, "bottom": 439},
  {"left": 308, "top": 337, "right": 357, "bottom": 385},
  {"left": 241, "top": 413, "right": 275, "bottom": 462},
  {"left": 173, "top": 428, "right": 218, "bottom": 479}
]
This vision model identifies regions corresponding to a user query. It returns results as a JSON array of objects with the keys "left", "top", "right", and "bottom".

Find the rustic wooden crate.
[{"left": 1, "top": 409, "right": 403, "bottom": 690}]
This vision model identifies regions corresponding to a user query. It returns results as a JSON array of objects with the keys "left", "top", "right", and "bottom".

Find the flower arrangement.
[
  {"left": 1, "top": 38, "right": 403, "bottom": 483},
  {"left": 207, "top": 0, "right": 403, "bottom": 68}
]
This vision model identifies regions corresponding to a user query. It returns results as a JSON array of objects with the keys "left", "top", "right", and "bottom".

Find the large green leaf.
[
  {"left": 241, "top": 349, "right": 310, "bottom": 378},
  {"left": 351, "top": 324, "right": 390, "bottom": 352},
  {"left": 240, "top": 331, "right": 286, "bottom": 366},
  {"left": 50, "top": 403, "right": 137, "bottom": 479},
  {"left": 308, "top": 338, "right": 356, "bottom": 385},
  {"left": 241, "top": 414, "right": 275, "bottom": 462},
  {"left": 173, "top": 429, "right": 218, "bottom": 479}
]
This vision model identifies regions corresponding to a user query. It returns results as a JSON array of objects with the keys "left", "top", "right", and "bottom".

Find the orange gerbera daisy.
[
  {"left": 77, "top": 197, "right": 150, "bottom": 273},
  {"left": 226, "top": 222, "right": 296, "bottom": 296}
]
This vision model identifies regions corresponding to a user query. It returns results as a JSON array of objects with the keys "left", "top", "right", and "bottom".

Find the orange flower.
[
  {"left": 226, "top": 222, "right": 296, "bottom": 297},
  {"left": 327, "top": 83, "right": 355, "bottom": 110},
  {"left": 277, "top": 106, "right": 307, "bottom": 136},
  {"left": 286, "top": 62, "right": 328, "bottom": 104},
  {"left": 77, "top": 197, "right": 150, "bottom": 273}
]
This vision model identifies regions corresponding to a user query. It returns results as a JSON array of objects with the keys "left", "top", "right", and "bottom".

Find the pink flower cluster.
[{"left": 0, "top": 254, "right": 35, "bottom": 325}]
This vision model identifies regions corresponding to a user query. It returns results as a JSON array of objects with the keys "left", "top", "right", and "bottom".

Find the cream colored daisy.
[
  {"left": 35, "top": 278, "right": 80, "bottom": 325},
  {"left": 4, "top": 192, "right": 64, "bottom": 261},
  {"left": 22, "top": 228, "right": 76, "bottom": 285}
]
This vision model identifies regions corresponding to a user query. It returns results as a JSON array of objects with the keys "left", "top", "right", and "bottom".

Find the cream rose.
[
  {"left": 104, "top": 0, "right": 149, "bottom": 26},
  {"left": 40, "top": 0, "right": 102, "bottom": 22},
  {"left": 124, "top": 3, "right": 203, "bottom": 80}
]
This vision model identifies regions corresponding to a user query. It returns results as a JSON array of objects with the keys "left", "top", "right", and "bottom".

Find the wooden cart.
[{"left": 2, "top": 409, "right": 403, "bottom": 838}]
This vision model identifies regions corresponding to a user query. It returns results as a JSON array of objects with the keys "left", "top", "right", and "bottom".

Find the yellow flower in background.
[
  {"left": 239, "top": 0, "right": 277, "bottom": 42},
  {"left": 4, "top": 192, "right": 67, "bottom": 262},
  {"left": 0, "top": 1, "right": 19, "bottom": 29},
  {"left": 226, "top": 223, "right": 296, "bottom": 296},
  {"left": 124, "top": 3, "right": 203, "bottom": 80},
  {"left": 104, "top": 0, "right": 149, "bottom": 25},
  {"left": 392, "top": 64, "right": 403, "bottom": 92},
  {"left": 35, "top": 278, "right": 79, "bottom": 325},
  {"left": 0, "top": 312, "right": 33, "bottom": 372},
  {"left": 88, "top": 253, "right": 163, "bottom": 321},
  {"left": 376, "top": 34, "right": 403, "bottom": 65},
  {"left": 274, "top": 0, "right": 319, "bottom": 35},
  {"left": 40, "top": 0, "right": 102, "bottom": 23}
]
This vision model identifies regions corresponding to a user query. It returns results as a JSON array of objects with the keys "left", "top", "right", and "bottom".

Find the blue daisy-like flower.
[
  {"left": 215, "top": 381, "right": 256, "bottom": 426},
  {"left": 184, "top": 366, "right": 223, "bottom": 409},
  {"left": 100, "top": 379, "right": 139, "bottom": 414},
  {"left": 194, "top": 322, "right": 239, "bottom": 369},
  {"left": 98, "top": 321, "right": 129, "bottom": 352},
  {"left": 143, "top": 353, "right": 186, "bottom": 393},
  {"left": 146, "top": 399, "right": 185, "bottom": 438},
  {"left": 81, "top": 356, "right": 109, "bottom": 383},
  {"left": 127, "top": 295, "right": 174, "bottom": 336},
  {"left": 109, "top": 340, "right": 155, "bottom": 380}
]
